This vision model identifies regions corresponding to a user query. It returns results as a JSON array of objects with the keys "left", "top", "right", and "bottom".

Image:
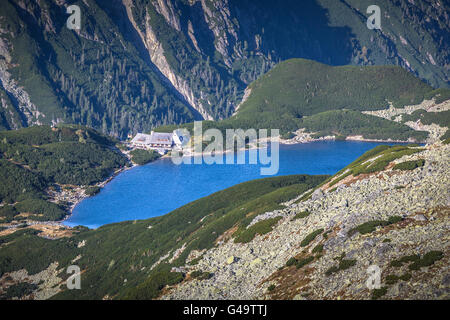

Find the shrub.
[
  {"left": 189, "top": 256, "right": 202, "bottom": 266},
  {"left": 390, "top": 254, "right": 420, "bottom": 268},
  {"left": 292, "top": 210, "right": 311, "bottom": 220},
  {"left": 393, "top": 159, "right": 425, "bottom": 171},
  {"left": 408, "top": 251, "right": 443, "bottom": 270},
  {"left": 387, "top": 273, "right": 412, "bottom": 285},
  {"left": 124, "top": 271, "right": 184, "bottom": 299},
  {"left": 1, "top": 282, "right": 38, "bottom": 299},
  {"left": 234, "top": 217, "right": 282, "bottom": 243},
  {"left": 296, "top": 256, "right": 314, "bottom": 269},
  {"left": 338, "top": 259, "right": 357, "bottom": 270},
  {"left": 0, "top": 205, "right": 18, "bottom": 221},
  {"left": 85, "top": 186, "right": 101, "bottom": 196},
  {"left": 267, "top": 284, "right": 276, "bottom": 292},
  {"left": 14, "top": 199, "right": 66, "bottom": 221},
  {"left": 325, "top": 266, "right": 339, "bottom": 276},
  {"left": 348, "top": 221, "right": 388, "bottom": 236},
  {"left": 312, "top": 244, "right": 323, "bottom": 254},
  {"left": 300, "top": 228, "right": 324, "bottom": 247},
  {"left": 130, "top": 149, "right": 160, "bottom": 165},
  {"left": 325, "top": 255, "right": 357, "bottom": 276},
  {"left": 286, "top": 257, "right": 297, "bottom": 267},
  {"left": 190, "top": 271, "right": 212, "bottom": 280},
  {"left": 387, "top": 216, "right": 403, "bottom": 224},
  {"left": 371, "top": 287, "right": 388, "bottom": 300},
  {"left": 348, "top": 216, "right": 402, "bottom": 236}
]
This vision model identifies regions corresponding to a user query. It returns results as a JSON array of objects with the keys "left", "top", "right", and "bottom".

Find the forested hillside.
[
  {"left": 0, "top": 125, "right": 127, "bottom": 222},
  {"left": 0, "top": 0, "right": 448, "bottom": 138},
  {"left": 157, "top": 59, "right": 444, "bottom": 141}
]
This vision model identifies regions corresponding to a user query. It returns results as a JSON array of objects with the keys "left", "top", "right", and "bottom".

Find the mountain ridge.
[{"left": 0, "top": 0, "right": 449, "bottom": 137}]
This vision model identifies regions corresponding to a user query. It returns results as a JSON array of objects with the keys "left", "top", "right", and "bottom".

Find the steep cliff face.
[{"left": 0, "top": 0, "right": 448, "bottom": 137}]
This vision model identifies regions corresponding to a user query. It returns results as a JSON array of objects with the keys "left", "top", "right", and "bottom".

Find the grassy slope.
[
  {"left": 0, "top": 174, "right": 326, "bottom": 299},
  {"left": 229, "top": 59, "right": 432, "bottom": 133}
]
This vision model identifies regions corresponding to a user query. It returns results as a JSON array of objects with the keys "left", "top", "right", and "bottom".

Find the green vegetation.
[
  {"left": 85, "top": 186, "right": 101, "bottom": 197},
  {"left": 312, "top": 244, "right": 324, "bottom": 254},
  {"left": 348, "top": 216, "right": 403, "bottom": 237},
  {"left": 393, "top": 159, "right": 425, "bottom": 171},
  {"left": 300, "top": 229, "right": 324, "bottom": 247},
  {"left": 129, "top": 149, "right": 161, "bottom": 165},
  {"left": 371, "top": 287, "right": 388, "bottom": 300},
  {"left": 325, "top": 258, "right": 357, "bottom": 276},
  {"left": 408, "top": 251, "right": 444, "bottom": 271},
  {"left": 285, "top": 254, "right": 316, "bottom": 269},
  {"left": 302, "top": 110, "right": 427, "bottom": 141},
  {"left": 123, "top": 270, "right": 184, "bottom": 300},
  {"left": 226, "top": 59, "right": 433, "bottom": 136},
  {"left": 292, "top": 210, "right": 311, "bottom": 221},
  {"left": 402, "top": 109, "right": 450, "bottom": 129},
  {"left": 0, "top": 174, "right": 326, "bottom": 299},
  {"left": 234, "top": 217, "right": 282, "bottom": 244},
  {"left": 325, "top": 145, "right": 424, "bottom": 189},
  {"left": 295, "top": 256, "right": 315, "bottom": 269},
  {"left": 190, "top": 271, "right": 212, "bottom": 280},
  {"left": 14, "top": 199, "right": 66, "bottom": 221},
  {"left": 188, "top": 256, "right": 203, "bottom": 266},
  {"left": 286, "top": 257, "right": 297, "bottom": 267},
  {"left": 157, "top": 59, "right": 435, "bottom": 141},
  {"left": 424, "top": 89, "right": 450, "bottom": 104},
  {"left": 0, "top": 282, "right": 38, "bottom": 299},
  {"left": 0, "top": 126, "right": 127, "bottom": 221},
  {"left": 325, "top": 252, "right": 357, "bottom": 276},
  {"left": 385, "top": 273, "right": 412, "bottom": 285},
  {"left": 267, "top": 284, "right": 276, "bottom": 292},
  {"left": 389, "top": 251, "right": 443, "bottom": 271},
  {"left": 390, "top": 255, "right": 421, "bottom": 268}
]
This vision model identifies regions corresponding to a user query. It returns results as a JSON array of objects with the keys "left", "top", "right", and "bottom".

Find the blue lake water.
[{"left": 64, "top": 141, "right": 404, "bottom": 228}]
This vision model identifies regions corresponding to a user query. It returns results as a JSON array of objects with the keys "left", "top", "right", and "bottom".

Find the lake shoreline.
[
  {"left": 6, "top": 136, "right": 417, "bottom": 231},
  {"left": 60, "top": 139, "right": 418, "bottom": 229}
]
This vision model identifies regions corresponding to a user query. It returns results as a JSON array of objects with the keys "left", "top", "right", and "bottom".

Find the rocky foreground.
[{"left": 162, "top": 142, "right": 450, "bottom": 300}]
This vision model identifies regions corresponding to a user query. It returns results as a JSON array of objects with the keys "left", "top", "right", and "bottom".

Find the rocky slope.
[
  {"left": 161, "top": 142, "right": 450, "bottom": 300},
  {"left": 0, "top": 0, "right": 449, "bottom": 137},
  {"left": 363, "top": 98, "right": 450, "bottom": 143}
]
